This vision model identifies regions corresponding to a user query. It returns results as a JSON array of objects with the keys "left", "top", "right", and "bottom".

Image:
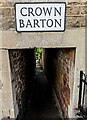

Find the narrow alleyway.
[{"left": 24, "top": 61, "right": 61, "bottom": 119}]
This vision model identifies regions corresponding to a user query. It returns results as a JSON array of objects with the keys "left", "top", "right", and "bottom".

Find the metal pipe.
[
  {"left": 78, "top": 71, "right": 83, "bottom": 108},
  {"left": 82, "top": 74, "right": 86, "bottom": 109}
]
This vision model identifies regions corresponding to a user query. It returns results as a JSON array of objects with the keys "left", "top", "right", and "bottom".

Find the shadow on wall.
[
  {"left": 8, "top": 49, "right": 35, "bottom": 120},
  {"left": 44, "top": 48, "right": 76, "bottom": 118}
]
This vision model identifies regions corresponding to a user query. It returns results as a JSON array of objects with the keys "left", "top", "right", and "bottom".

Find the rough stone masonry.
[
  {"left": 0, "top": 0, "right": 87, "bottom": 119},
  {"left": 0, "top": 0, "right": 87, "bottom": 30}
]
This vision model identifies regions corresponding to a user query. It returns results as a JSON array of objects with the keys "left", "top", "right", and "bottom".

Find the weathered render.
[{"left": 0, "top": 0, "right": 87, "bottom": 119}]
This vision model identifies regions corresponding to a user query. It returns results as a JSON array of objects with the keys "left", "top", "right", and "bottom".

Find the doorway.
[{"left": 8, "top": 48, "right": 76, "bottom": 119}]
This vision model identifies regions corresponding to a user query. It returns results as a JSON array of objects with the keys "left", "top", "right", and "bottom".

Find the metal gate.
[{"left": 78, "top": 71, "right": 87, "bottom": 118}]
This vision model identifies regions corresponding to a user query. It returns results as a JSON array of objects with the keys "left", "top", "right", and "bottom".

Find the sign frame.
[{"left": 15, "top": 2, "right": 66, "bottom": 32}]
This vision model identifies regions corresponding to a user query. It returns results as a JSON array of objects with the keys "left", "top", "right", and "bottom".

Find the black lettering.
[
  {"left": 28, "top": 7, "right": 35, "bottom": 16},
  {"left": 43, "top": 7, "right": 52, "bottom": 16},
  {"left": 20, "top": 7, "right": 27, "bottom": 16},
  {"left": 26, "top": 19, "right": 32, "bottom": 28},
  {"left": 19, "top": 19, "right": 25, "bottom": 28},
  {"left": 40, "top": 19, "right": 46, "bottom": 27},
  {"left": 46, "top": 19, "right": 53, "bottom": 27},
  {"left": 54, "top": 7, "right": 61, "bottom": 16},
  {"left": 35, "top": 7, "right": 42, "bottom": 16},
  {"left": 34, "top": 19, "right": 40, "bottom": 27},
  {"left": 55, "top": 19, "right": 61, "bottom": 27}
]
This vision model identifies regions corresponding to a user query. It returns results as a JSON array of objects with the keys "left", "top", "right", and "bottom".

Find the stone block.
[
  {"left": 67, "top": 2, "right": 80, "bottom": 6},
  {"left": 0, "top": 24, "right": 2, "bottom": 30},
  {"left": 6, "top": 17, "right": 15, "bottom": 29},
  {"left": 2, "top": 8, "right": 11, "bottom": 17},
  {"left": 53, "top": 49, "right": 75, "bottom": 118},
  {"left": 47, "top": 0, "right": 66, "bottom": 2},
  {"left": 66, "top": 16, "right": 86, "bottom": 28},
  {"left": 80, "top": 0, "right": 87, "bottom": 3},
  {"left": 66, "top": 17, "right": 80, "bottom": 28},
  {"left": 0, "top": 2, "right": 5, "bottom": 7},
  {"left": 11, "top": 8, "right": 15, "bottom": 17},
  {"left": 0, "top": 80, "right": 3, "bottom": 89},
  {"left": 80, "top": 16, "right": 87, "bottom": 27},
  {"left": 66, "top": 6, "right": 80, "bottom": 15},
  {"left": 5, "top": 2, "right": 14, "bottom": 7},
  {"left": 0, "top": 1, "right": 86, "bottom": 30},
  {"left": 80, "top": 6, "right": 87, "bottom": 14},
  {"left": 67, "top": 0, "right": 79, "bottom": 3},
  {"left": 1, "top": 16, "right": 15, "bottom": 30},
  {"left": 0, "top": 8, "right": 2, "bottom": 17}
]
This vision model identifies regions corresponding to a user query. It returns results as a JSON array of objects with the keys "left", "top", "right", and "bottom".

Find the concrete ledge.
[
  {"left": 0, "top": 28, "right": 85, "bottom": 49},
  {"left": 1, "top": 50, "right": 14, "bottom": 118}
]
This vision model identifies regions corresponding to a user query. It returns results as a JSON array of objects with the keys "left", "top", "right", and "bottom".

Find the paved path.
[{"left": 24, "top": 62, "right": 60, "bottom": 119}]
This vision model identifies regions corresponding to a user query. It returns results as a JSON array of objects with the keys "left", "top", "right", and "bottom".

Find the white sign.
[{"left": 15, "top": 3, "right": 66, "bottom": 32}]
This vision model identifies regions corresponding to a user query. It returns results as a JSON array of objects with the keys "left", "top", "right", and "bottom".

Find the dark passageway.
[
  {"left": 9, "top": 48, "right": 75, "bottom": 119},
  {"left": 24, "top": 62, "right": 60, "bottom": 119}
]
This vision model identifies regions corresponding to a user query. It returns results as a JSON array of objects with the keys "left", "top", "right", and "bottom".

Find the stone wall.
[
  {"left": 0, "top": 0, "right": 86, "bottom": 119},
  {"left": 0, "top": 0, "right": 87, "bottom": 31},
  {"left": 54, "top": 49, "right": 75, "bottom": 118},
  {"left": 44, "top": 48, "right": 75, "bottom": 118},
  {"left": 0, "top": 2, "right": 15, "bottom": 31},
  {"left": 66, "top": 1, "right": 87, "bottom": 28},
  {"left": 9, "top": 49, "right": 35, "bottom": 119}
]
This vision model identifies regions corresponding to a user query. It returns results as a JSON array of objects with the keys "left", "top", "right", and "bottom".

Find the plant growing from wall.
[{"left": 36, "top": 48, "right": 42, "bottom": 61}]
